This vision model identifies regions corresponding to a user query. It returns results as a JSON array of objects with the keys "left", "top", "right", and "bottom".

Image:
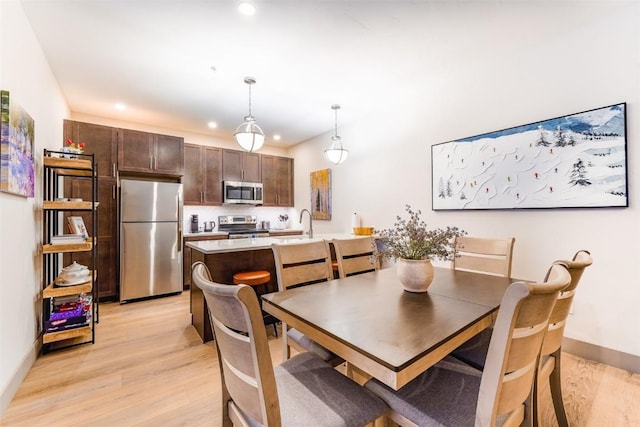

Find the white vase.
[{"left": 396, "top": 258, "right": 434, "bottom": 293}]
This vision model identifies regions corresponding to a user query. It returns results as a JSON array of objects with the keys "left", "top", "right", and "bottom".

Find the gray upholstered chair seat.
[
  {"left": 241, "top": 352, "right": 388, "bottom": 427},
  {"left": 276, "top": 352, "right": 388, "bottom": 426},
  {"left": 287, "top": 327, "right": 340, "bottom": 363},
  {"left": 450, "top": 327, "right": 492, "bottom": 370},
  {"left": 366, "top": 357, "right": 491, "bottom": 426}
]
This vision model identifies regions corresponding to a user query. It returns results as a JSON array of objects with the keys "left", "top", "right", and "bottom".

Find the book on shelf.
[
  {"left": 67, "top": 216, "right": 88, "bottom": 238},
  {"left": 50, "top": 234, "right": 86, "bottom": 245}
]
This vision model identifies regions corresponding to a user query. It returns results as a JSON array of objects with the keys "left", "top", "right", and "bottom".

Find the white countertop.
[{"left": 186, "top": 233, "right": 370, "bottom": 254}]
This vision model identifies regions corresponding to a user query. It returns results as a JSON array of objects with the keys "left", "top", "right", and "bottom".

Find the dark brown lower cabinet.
[{"left": 183, "top": 234, "right": 228, "bottom": 290}]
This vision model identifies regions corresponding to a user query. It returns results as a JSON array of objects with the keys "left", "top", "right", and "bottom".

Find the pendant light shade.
[
  {"left": 235, "top": 77, "right": 265, "bottom": 152},
  {"left": 324, "top": 104, "right": 348, "bottom": 165}
]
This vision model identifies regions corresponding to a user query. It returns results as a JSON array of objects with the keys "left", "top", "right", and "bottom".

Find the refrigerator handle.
[{"left": 177, "top": 190, "right": 182, "bottom": 252}]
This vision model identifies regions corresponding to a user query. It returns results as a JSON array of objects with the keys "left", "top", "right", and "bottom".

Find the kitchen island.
[{"left": 187, "top": 234, "right": 367, "bottom": 342}]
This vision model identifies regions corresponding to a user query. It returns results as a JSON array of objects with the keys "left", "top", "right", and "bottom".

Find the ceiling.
[{"left": 19, "top": 0, "right": 560, "bottom": 148}]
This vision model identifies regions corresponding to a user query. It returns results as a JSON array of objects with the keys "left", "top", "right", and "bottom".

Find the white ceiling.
[{"left": 19, "top": 0, "right": 583, "bottom": 148}]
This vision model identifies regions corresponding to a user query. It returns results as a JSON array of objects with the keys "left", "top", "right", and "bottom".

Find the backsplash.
[{"left": 183, "top": 205, "right": 298, "bottom": 233}]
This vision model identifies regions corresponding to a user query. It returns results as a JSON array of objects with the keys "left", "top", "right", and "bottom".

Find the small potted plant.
[{"left": 377, "top": 204, "right": 466, "bottom": 292}]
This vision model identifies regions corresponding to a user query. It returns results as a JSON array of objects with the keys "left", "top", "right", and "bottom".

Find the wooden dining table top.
[{"left": 262, "top": 266, "right": 515, "bottom": 390}]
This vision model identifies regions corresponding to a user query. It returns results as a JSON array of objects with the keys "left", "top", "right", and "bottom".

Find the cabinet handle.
[
  {"left": 112, "top": 184, "right": 116, "bottom": 200},
  {"left": 112, "top": 163, "right": 116, "bottom": 178},
  {"left": 201, "top": 191, "right": 204, "bottom": 203},
  {"left": 154, "top": 156, "right": 157, "bottom": 170},
  {"left": 149, "top": 157, "right": 153, "bottom": 169}
]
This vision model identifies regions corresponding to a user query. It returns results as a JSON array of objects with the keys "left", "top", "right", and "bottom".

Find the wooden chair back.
[
  {"left": 191, "top": 261, "right": 280, "bottom": 426},
  {"left": 453, "top": 235, "right": 515, "bottom": 277},
  {"left": 476, "top": 263, "right": 571, "bottom": 426},
  {"left": 332, "top": 236, "right": 378, "bottom": 279},
  {"left": 271, "top": 240, "right": 334, "bottom": 290},
  {"left": 541, "top": 250, "right": 593, "bottom": 357}
]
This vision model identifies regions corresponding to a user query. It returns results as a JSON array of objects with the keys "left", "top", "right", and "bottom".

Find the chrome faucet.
[{"left": 299, "top": 208, "right": 313, "bottom": 238}]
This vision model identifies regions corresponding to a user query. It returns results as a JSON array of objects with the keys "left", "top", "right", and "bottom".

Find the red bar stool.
[{"left": 233, "top": 270, "right": 278, "bottom": 336}]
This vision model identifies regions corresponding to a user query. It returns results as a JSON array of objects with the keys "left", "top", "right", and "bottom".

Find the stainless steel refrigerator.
[{"left": 119, "top": 179, "right": 182, "bottom": 302}]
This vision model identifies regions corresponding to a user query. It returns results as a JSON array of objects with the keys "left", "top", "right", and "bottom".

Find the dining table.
[{"left": 261, "top": 266, "right": 515, "bottom": 390}]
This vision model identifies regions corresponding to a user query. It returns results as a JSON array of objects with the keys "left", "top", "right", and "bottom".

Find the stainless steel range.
[{"left": 218, "top": 215, "right": 270, "bottom": 239}]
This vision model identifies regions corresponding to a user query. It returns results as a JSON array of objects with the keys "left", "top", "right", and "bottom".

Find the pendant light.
[
  {"left": 324, "top": 104, "right": 348, "bottom": 165},
  {"left": 234, "top": 76, "right": 265, "bottom": 152}
]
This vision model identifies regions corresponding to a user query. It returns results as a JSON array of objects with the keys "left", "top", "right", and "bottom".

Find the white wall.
[
  {"left": 0, "top": 0, "right": 69, "bottom": 415},
  {"left": 290, "top": 2, "right": 640, "bottom": 358}
]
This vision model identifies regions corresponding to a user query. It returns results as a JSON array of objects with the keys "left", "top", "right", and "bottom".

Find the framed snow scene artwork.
[{"left": 431, "top": 103, "right": 628, "bottom": 210}]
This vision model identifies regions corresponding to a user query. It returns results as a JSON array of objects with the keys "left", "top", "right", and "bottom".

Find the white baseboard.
[
  {"left": 563, "top": 337, "right": 639, "bottom": 374},
  {"left": 0, "top": 338, "right": 40, "bottom": 419}
]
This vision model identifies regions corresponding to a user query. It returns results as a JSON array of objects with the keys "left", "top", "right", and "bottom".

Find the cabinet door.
[
  {"left": 261, "top": 155, "right": 278, "bottom": 206},
  {"left": 203, "top": 147, "right": 223, "bottom": 204},
  {"left": 154, "top": 134, "right": 184, "bottom": 176},
  {"left": 118, "top": 129, "right": 154, "bottom": 173},
  {"left": 275, "top": 156, "right": 293, "bottom": 206},
  {"left": 183, "top": 144, "right": 203, "bottom": 205},
  {"left": 242, "top": 152, "right": 261, "bottom": 182},
  {"left": 64, "top": 120, "right": 117, "bottom": 179},
  {"left": 222, "top": 149, "right": 261, "bottom": 182},
  {"left": 261, "top": 155, "right": 293, "bottom": 206},
  {"left": 222, "top": 149, "right": 243, "bottom": 181}
]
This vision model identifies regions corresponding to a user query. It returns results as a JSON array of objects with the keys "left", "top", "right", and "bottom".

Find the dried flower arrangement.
[{"left": 377, "top": 205, "right": 466, "bottom": 261}]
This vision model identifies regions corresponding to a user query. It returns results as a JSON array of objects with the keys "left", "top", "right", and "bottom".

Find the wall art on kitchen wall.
[
  {"left": 1, "top": 90, "right": 35, "bottom": 198},
  {"left": 431, "top": 103, "right": 627, "bottom": 210},
  {"left": 310, "top": 168, "right": 332, "bottom": 220}
]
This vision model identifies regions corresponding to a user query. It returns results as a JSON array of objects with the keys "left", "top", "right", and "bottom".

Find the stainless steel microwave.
[{"left": 223, "top": 181, "right": 263, "bottom": 205}]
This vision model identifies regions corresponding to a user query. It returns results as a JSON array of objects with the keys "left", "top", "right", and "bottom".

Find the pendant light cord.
[{"left": 247, "top": 83, "right": 253, "bottom": 118}]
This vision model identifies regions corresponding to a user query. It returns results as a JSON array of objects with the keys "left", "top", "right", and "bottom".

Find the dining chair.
[
  {"left": 332, "top": 236, "right": 378, "bottom": 279},
  {"left": 365, "top": 263, "right": 571, "bottom": 427},
  {"left": 452, "top": 235, "right": 516, "bottom": 277},
  {"left": 272, "top": 240, "right": 342, "bottom": 364},
  {"left": 449, "top": 250, "right": 592, "bottom": 427},
  {"left": 191, "top": 261, "right": 389, "bottom": 427},
  {"left": 449, "top": 235, "right": 515, "bottom": 367},
  {"left": 535, "top": 250, "right": 592, "bottom": 427}
]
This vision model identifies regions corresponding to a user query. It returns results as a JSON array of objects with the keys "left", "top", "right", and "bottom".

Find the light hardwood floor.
[{"left": 1, "top": 292, "right": 638, "bottom": 426}]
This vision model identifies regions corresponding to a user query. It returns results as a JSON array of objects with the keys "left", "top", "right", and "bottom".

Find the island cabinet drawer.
[{"left": 183, "top": 235, "right": 228, "bottom": 290}]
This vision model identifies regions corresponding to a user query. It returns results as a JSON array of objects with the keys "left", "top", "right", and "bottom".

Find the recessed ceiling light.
[
  {"left": 238, "top": 2, "right": 256, "bottom": 16},
  {"left": 208, "top": 121, "right": 218, "bottom": 129},
  {"left": 115, "top": 102, "right": 126, "bottom": 111},
  {"left": 273, "top": 134, "right": 281, "bottom": 141}
]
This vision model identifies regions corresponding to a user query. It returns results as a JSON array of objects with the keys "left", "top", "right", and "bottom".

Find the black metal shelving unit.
[{"left": 41, "top": 149, "right": 98, "bottom": 353}]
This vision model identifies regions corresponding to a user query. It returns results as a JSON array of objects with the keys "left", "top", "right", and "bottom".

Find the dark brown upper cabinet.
[
  {"left": 183, "top": 144, "right": 223, "bottom": 205},
  {"left": 261, "top": 155, "right": 293, "bottom": 207},
  {"left": 222, "top": 149, "right": 261, "bottom": 182},
  {"left": 63, "top": 120, "right": 118, "bottom": 179},
  {"left": 118, "top": 129, "right": 184, "bottom": 177}
]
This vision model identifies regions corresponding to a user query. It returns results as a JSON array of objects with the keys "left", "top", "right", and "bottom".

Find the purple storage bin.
[{"left": 49, "top": 305, "right": 84, "bottom": 321}]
